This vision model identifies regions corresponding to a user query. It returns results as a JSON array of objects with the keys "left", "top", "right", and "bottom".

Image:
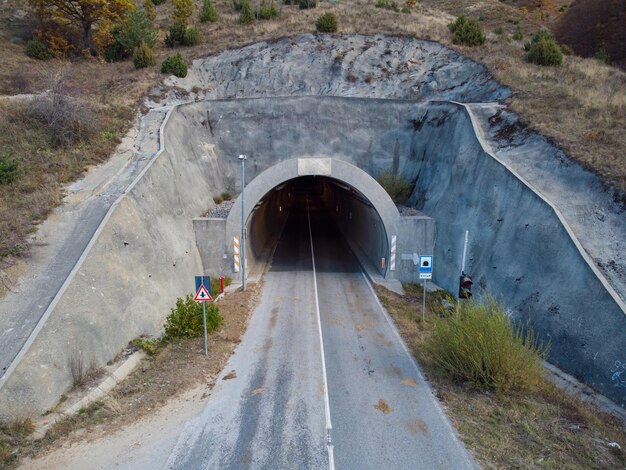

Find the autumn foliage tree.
[{"left": 29, "top": 0, "right": 134, "bottom": 55}]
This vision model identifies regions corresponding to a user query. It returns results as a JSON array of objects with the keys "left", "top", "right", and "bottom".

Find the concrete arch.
[{"left": 226, "top": 158, "right": 402, "bottom": 279}]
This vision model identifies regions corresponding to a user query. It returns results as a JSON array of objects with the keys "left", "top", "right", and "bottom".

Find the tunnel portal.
[{"left": 248, "top": 176, "right": 389, "bottom": 276}]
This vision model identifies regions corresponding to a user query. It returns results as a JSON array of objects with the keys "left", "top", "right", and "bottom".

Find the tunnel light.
[
  {"left": 279, "top": 206, "right": 282, "bottom": 212},
  {"left": 336, "top": 205, "right": 339, "bottom": 212}
]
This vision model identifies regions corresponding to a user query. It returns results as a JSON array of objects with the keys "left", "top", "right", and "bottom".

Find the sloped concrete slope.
[
  {"left": 154, "top": 96, "right": 626, "bottom": 407},
  {"left": 0, "top": 112, "right": 230, "bottom": 419}
]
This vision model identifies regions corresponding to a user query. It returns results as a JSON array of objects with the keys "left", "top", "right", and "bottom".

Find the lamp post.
[{"left": 239, "top": 154, "right": 247, "bottom": 291}]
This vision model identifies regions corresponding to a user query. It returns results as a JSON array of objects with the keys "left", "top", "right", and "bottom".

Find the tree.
[
  {"left": 29, "top": 0, "right": 135, "bottom": 52},
  {"left": 172, "top": 0, "right": 194, "bottom": 24}
]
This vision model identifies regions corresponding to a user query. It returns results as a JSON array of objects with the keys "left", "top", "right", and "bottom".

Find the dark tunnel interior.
[{"left": 246, "top": 176, "right": 389, "bottom": 275}]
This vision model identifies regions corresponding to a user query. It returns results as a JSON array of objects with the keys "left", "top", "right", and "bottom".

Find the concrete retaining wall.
[{"left": 2, "top": 94, "right": 624, "bottom": 417}]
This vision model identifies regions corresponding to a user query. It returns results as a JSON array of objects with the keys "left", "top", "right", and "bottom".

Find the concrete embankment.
[{"left": 1, "top": 34, "right": 624, "bottom": 419}]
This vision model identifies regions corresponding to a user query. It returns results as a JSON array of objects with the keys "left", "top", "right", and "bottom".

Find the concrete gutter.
[{"left": 31, "top": 350, "right": 147, "bottom": 440}]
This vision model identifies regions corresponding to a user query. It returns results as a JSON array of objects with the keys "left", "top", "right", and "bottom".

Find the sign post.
[
  {"left": 418, "top": 255, "right": 433, "bottom": 323},
  {"left": 194, "top": 276, "right": 213, "bottom": 356}
]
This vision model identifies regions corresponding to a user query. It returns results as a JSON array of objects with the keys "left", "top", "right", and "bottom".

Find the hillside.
[
  {"left": 0, "top": 0, "right": 624, "bottom": 265},
  {"left": 554, "top": 0, "right": 626, "bottom": 69}
]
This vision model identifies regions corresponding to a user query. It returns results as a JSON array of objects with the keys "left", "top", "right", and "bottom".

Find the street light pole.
[{"left": 239, "top": 154, "right": 247, "bottom": 291}]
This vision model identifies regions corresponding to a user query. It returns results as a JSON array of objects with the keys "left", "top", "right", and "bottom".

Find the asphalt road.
[{"left": 166, "top": 196, "right": 476, "bottom": 469}]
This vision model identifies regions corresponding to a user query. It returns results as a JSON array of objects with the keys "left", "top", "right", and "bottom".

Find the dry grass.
[
  {"left": 0, "top": 94, "right": 132, "bottom": 259},
  {"left": 377, "top": 284, "right": 626, "bottom": 469}
]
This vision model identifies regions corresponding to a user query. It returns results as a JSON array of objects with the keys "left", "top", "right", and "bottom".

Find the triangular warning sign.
[{"left": 193, "top": 284, "right": 213, "bottom": 302}]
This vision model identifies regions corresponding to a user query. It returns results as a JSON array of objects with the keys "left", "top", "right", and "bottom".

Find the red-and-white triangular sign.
[{"left": 193, "top": 284, "right": 213, "bottom": 302}]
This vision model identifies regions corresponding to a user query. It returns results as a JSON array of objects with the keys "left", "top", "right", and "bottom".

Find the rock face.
[{"left": 167, "top": 34, "right": 510, "bottom": 102}]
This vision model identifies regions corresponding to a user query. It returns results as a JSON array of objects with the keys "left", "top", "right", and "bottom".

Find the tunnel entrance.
[{"left": 248, "top": 176, "right": 389, "bottom": 276}]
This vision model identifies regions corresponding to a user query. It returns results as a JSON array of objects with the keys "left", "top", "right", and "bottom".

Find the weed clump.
[
  {"left": 316, "top": 12, "right": 338, "bottom": 32},
  {"left": 257, "top": 0, "right": 279, "bottom": 19},
  {"left": 165, "top": 20, "right": 201, "bottom": 47},
  {"left": 239, "top": 0, "right": 255, "bottom": 24},
  {"left": 427, "top": 296, "right": 549, "bottom": 393},
  {"left": 163, "top": 294, "right": 223, "bottom": 341},
  {"left": 0, "top": 418, "right": 34, "bottom": 468},
  {"left": 448, "top": 16, "right": 486, "bottom": 46},
  {"left": 375, "top": 0, "right": 399, "bottom": 11},
  {"left": 525, "top": 30, "right": 563, "bottom": 66},
  {"left": 132, "top": 42, "right": 155, "bottom": 69},
  {"left": 299, "top": 0, "right": 316, "bottom": 9},
  {"left": 377, "top": 172, "right": 411, "bottom": 203},
  {"left": 200, "top": 0, "right": 219, "bottom": 22},
  {"left": 161, "top": 53, "right": 188, "bottom": 77}
]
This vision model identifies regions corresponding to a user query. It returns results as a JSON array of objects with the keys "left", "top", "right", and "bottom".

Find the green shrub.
[
  {"left": 494, "top": 26, "right": 504, "bottom": 35},
  {"left": 377, "top": 172, "right": 411, "bottom": 203},
  {"left": 232, "top": 0, "right": 245, "bottom": 11},
  {"left": 161, "top": 53, "right": 188, "bottom": 77},
  {"left": 400, "top": 6, "right": 410, "bottom": 13},
  {"left": 512, "top": 26, "right": 523, "bottom": 41},
  {"left": 239, "top": 0, "right": 255, "bottom": 24},
  {"left": 527, "top": 33, "right": 563, "bottom": 66},
  {"left": 375, "top": 0, "right": 398, "bottom": 9},
  {"left": 561, "top": 43, "right": 573, "bottom": 56},
  {"left": 104, "top": 26, "right": 128, "bottom": 62},
  {"left": 299, "top": 0, "right": 316, "bottom": 9},
  {"left": 120, "top": 10, "right": 157, "bottom": 50},
  {"left": 523, "top": 29, "right": 554, "bottom": 51},
  {"left": 183, "top": 26, "right": 201, "bottom": 45},
  {"left": 595, "top": 48, "right": 610, "bottom": 64},
  {"left": 163, "top": 294, "right": 223, "bottom": 341},
  {"left": 220, "top": 191, "right": 232, "bottom": 201},
  {"left": 133, "top": 42, "right": 155, "bottom": 69},
  {"left": 25, "top": 39, "right": 51, "bottom": 60},
  {"left": 200, "top": 0, "right": 219, "bottom": 22},
  {"left": 315, "top": 12, "right": 337, "bottom": 32},
  {"left": 448, "top": 15, "right": 486, "bottom": 46},
  {"left": 165, "top": 20, "right": 187, "bottom": 47},
  {"left": 426, "top": 296, "right": 549, "bottom": 393},
  {"left": 213, "top": 195, "right": 223, "bottom": 204},
  {"left": 0, "top": 152, "right": 20, "bottom": 185},
  {"left": 105, "top": 11, "right": 157, "bottom": 61},
  {"left": 152, "top": 0, "right": 166, "bottom": 4},
  {"left": 258, "top": 0, "right": 279, "bottom": 19}
]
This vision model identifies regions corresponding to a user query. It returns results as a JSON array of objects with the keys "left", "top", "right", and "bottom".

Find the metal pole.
[
  {"left": 202, "top": 301, "right": 207, "bottom": 356},
  {"left": 456, "top": 230, "right": 469, "bottom": 320},
  {"left": 422, "top": 279, "right": 426, "bottom": 323},
  {"left": 239, "top": 155, "right": 247, "bottom": 291}
]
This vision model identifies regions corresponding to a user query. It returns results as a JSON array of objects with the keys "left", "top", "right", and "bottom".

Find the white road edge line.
[
  {"left": 306, "top": 196, "right": 335, "bottom": 470},
  {"left": 360, "top": 271, "right": 477, "bottom": 470}
]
